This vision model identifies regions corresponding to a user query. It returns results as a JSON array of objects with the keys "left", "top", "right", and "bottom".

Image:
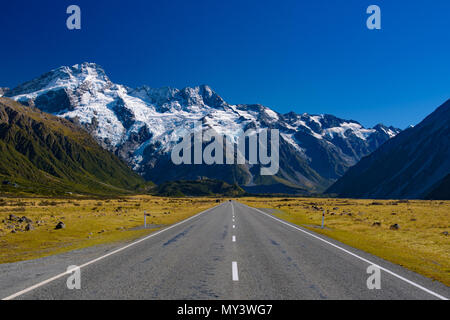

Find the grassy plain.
[
  {"left": 240, "top": 197, "right": 450, "bottom": 286},
  {"left": 0, "top": 196, "right": 218, "bottom": 263}
]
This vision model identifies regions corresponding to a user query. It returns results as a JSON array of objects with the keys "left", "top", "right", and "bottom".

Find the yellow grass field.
[
  {"left": 0, "top": 196, "right": 219, "bottom": 264},
  {"left": 240, "top": 197, "right": 450, "bottom": 286}
]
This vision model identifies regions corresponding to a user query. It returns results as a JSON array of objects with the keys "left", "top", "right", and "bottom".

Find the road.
[{"left": 2, "top": 201, "right": 449, "bottom": 300}]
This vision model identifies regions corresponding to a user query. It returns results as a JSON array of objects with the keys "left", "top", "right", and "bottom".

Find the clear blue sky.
[{"left": 1, "top": 0, "right": 449, "bottom": 129}]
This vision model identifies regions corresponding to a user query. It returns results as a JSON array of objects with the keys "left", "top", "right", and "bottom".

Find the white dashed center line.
[
  {"left": 232, "top": 262, "right": 239, "bottom": 281},
  {"left": 231, "top": 203, "right": 239, "bottom": 282}
]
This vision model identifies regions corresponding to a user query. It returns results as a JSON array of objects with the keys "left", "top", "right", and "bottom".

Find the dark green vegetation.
[
  {"left": 155, "top": 178, "right": 245, "bottom": 197},
  {"left": 0, "top": 98, "right": 145, "bottom": 196},
  {"left": 327, "top": 99, "right": 450, "bottom": 200}
]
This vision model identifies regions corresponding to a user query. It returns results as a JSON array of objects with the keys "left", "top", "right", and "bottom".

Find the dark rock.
[
  {"left": 390, "top": 223, "right": 400, "bottom": 230},
  {"left": 55, "top": 221, "right": 65, "bottom": 230},
  {"left": 9, "top": 214, "right": 19, "bottom": 221},
  {"left": 25, "top": 223, "right": 34, "bottom": 231},
  {"left": 33, "top": 88, "right": 74, "bottom": 113},
  {"left": 112, "top": 97, "right": 135, "bottom": 130},
  {"left": 372, "top": 222, "right": 381, "bottom": 227},
  {"left": 21, "top": 216, "right": 33, "bottom": 224}
]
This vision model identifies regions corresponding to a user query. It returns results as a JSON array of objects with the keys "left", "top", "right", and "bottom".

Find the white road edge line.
[
  {"left": 243, "top": 203, "right": 448, "bottom": 301},
  {"left": 2, "top": 203, "right": 224, "bottom": 300},
  {"left": 232, "top": 261, "right": 239, "bottom": 281},
  {"left": 232, "top": 236, "right": 236, "bottom": 242}
]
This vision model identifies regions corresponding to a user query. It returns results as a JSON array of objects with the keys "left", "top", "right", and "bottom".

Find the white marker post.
[
  {"left": 321, "top": 211, "right": 325, "bottom": 229},
  {"left": 144, "top": 211, "right": 151, "bottom": 228}
]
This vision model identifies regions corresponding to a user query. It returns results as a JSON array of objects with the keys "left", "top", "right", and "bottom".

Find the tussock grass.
[
  {"left": 0, "top": 196, "right": 218, "bottom": 263},
  {"left": 240, "top": 197, "right": 450, "bottom": 286}
]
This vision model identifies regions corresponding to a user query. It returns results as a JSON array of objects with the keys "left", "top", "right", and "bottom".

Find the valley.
[
  {"left": 0, "top": 1, "right": 448, "bottom": 302},
  {"left": 0, "top": 62, "right": 448, "bottom": 298}
]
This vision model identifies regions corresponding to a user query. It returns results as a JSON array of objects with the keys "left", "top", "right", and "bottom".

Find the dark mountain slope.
[
  {"left": 425, "top": 174, "right": 450, "bottom": 200},
  {"left": 327, "top": 100, "right": 450, "bottom": 199},
  {"left": 0, "top": 97, "right": 144, "bottom": 195}
]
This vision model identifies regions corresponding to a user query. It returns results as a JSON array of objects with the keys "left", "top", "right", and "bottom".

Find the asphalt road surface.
[{"left": 2, "top": 201, "right": 449, "bottom": 300}]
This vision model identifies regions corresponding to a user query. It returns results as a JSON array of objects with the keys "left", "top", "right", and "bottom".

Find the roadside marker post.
[
  {"left": 321, "top": 211, "right": 325, "bottom": 229},
  {"left": 144, "top": 211, "right": 151, "bottom": 228}
]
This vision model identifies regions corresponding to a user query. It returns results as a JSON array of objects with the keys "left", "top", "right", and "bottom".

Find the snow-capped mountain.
[{"left": 5, "top": 62, "right": 401, "bottom": 193}]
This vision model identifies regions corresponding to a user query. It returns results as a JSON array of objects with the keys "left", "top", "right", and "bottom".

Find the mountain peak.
[
  {"left": 372, "top": 123, "right": 401, "bottom": 138},
  {"left": 69, "top": 62, "right": 110, "bottom": 81},
  {"left": 129, "top": 84, "right": 226, "bottom": 112},
  {"left": 179, "top": 84, "right": 226, "bottom": 109},
  {"left": 6, "top": 62, "right": 112, "bottom": 99}
]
